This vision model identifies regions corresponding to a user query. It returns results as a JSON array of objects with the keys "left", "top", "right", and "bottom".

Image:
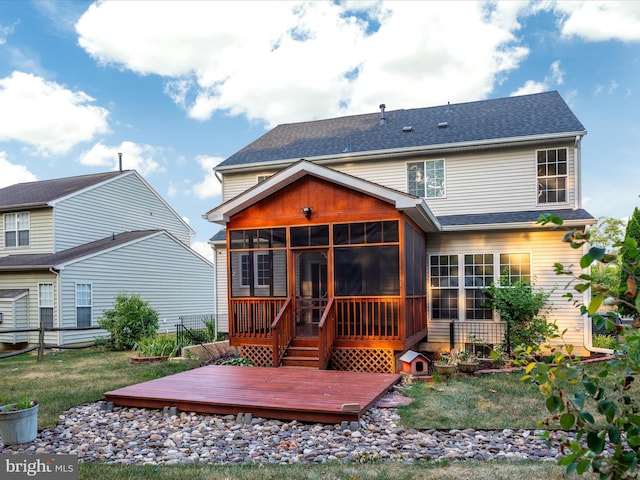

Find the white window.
[
  {"left": 76, "top": 283, "right": 92, "bottom": 328},
  {"left": 257, "top": 175, "right": 271, "bottom": 184},
  {"left": 429, "top": 252, "right": 532, "bottom": 321},
  {"left": 38, "top": 283, "right": 54, "bottom": 329},
  {"left": 4, "top": 212, "right": 30, "bottom": 247},
  {"left": 240, "top": 252, "right": 271, "bottom": 287},
  {"left": 407, "top": 160, "right": 445, "bottom": 198},
  {"left": 537, "top": 148, "right": 567, "bottom": 204}
]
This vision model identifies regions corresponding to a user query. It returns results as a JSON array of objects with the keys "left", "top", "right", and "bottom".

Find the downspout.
[
  {"left": 574, "top": 135, "right": 581, "bottom": 209},
  {"left": 49, "top": 267, "right": 61, "bottom": 347}
]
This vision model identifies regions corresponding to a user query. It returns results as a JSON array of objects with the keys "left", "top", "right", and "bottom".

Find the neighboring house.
[
  {"left": 205, "top": 91, "right": 596, "bottom": 372},
  {"left": 0, "top": 170, "right": 214, "bottom": 347}
]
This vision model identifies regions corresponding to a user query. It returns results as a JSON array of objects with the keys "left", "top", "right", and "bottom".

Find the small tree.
[
  {"left": 618, "top": 207, "right": 640, "bottom": 319},
  {"left": 99, "top": 293, "right": 159, "bottom": 350},
  {"left": 524, "top": 213, "right": 640, "bottom": 479},
  {"left": 482, "top": 279, "right": 554, "bottom": 355}
]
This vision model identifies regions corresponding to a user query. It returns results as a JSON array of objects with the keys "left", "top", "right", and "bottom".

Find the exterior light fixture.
[{"left": 302, "top": 207, "right": 313, "bottom": 219}]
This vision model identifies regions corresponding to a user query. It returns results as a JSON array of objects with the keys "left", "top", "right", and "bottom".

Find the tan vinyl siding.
[
  {"left": 219, "top": 143, "right": 577, "bottom": 216},
  {"left": 54, "top": 173, "right": 192, "bottom": 250},
  {"left": 58, "top": 232, "right": 215, "bottom": 345},
  {"left": 424, "top": 145, "right": 576, "bottom": 216},
  {"left": 0, "top": 209, "right": 54, "bottom": 257},
  {"left": 0, "top": 271, "right": 59, "bottom": 345},
  {"left": 425, "top": 229, "right": 588, "bottom": 353}
]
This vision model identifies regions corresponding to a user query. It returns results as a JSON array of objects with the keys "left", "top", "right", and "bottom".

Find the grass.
[
  {"left": 0, "top": 347, "right": 196, "bottom": 429},
  {"left": 0, "top": 348, "right": 606, "bottom": 480},
  {"left": 398, "top": 371, "right": 554, "bottom": 429},
  {"left": 78, "top": 460, "right": 596, "bottom": 479}
]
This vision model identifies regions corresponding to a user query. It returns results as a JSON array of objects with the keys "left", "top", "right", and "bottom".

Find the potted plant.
[
  {"left": 455, "top": 350, "right": 480, "bottom": 373},
  {"left": 0, "top": 397, "right": 39, "bottom": 445},
  {"left": 433, "top": 351, "right": 456, "bottom": 375}
]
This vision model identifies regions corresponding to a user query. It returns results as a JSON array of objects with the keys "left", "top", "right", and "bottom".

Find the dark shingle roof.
[
  {"left": 0, "top": 230, "right": 159, "bottom": 270},
  {"left": 0, "top": 289, "right": 28, "bottom": 299},
  {"left": 218, "top": 91, "right": 585, "bottom": 169},
  {"left": 438, "top": 209, "right": 595, "bottom": 228},
  {"left": 0, "top": 171, "right": 128, "bottom": 211}
]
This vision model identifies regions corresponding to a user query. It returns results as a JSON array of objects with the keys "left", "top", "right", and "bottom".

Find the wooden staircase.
[{"left": 281, "top": 337, "right": 320, "bottom": 368}]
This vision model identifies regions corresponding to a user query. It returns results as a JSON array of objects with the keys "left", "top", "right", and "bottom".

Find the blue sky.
[{"left": 1, "top": 1, "right": 639, "bottom": 260}]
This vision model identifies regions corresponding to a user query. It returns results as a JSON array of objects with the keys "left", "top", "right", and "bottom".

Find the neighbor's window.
[
  {"left": 76, "top": 283, "right": 92, "bottom": 328},
  {"left": 4, "top": 212, "right": 30, "bottom": 248},
  {"left": 38, "top": 283, "right": 54, "bottom": 329},
  {"left": 537, "top": 148, "right": 567, "bottom": 204},
  {"left": 407, "top": 159, "right": 445, "bottom": 198},
  {"left": 429, "top": 255, "right": 459, "bottom": 319}
]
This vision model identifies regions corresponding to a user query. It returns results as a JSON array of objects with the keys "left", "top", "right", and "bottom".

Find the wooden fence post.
[{"left": 37, "top": 321, "right": 45, "bottom": 362}]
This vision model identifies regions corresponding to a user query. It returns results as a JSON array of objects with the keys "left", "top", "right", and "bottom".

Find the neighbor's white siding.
[
  {"left": 0, "top": 209, "right": 54, "bottom": 257},
  {"left": 53, "top": 173, "right": 192, "bottom": 250},
  {"left": 425, "top": 229, "right": 588, "bottom": 354},
  {"left": 219, "top": 143, "right": 577, "bottom": 216},
  {"left": 58, "top": 232, "right": 215, "bottom": 345}
]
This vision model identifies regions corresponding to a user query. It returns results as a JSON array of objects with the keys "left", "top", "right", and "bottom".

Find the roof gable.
[
  {"left": 205, "top": 160, "right": 440, "bottom": 233},
  {"left": 0, "top": 170, "right": 128, "bottom": 211},
  {"left": 217, "top": 91, "right": 586, "bottom": 170}
]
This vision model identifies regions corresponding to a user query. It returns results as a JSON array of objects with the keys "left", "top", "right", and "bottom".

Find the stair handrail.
[
  {"left": 271, "top": 297, "right": 293, "bottom": 367},
  {"left": 318, "top": 297, "right": 336, "bottom": 370}
]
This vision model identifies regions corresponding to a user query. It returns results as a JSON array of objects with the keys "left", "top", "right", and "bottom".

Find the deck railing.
[
  {"left": 318, "top": 297, "right": 336, "bottom": 369},
  {"left": 230, "top": 297, "right": 286, "bottom": 340},
  {"left": 335, "top": 297, "right": 401, "bottom": 340},
  {"left": 271, "top": 297, "right": 294, "bottom": 367}
]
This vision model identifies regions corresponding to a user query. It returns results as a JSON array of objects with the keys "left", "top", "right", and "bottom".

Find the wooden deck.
[{"left": 104, "top": 365, "right": 401, "bottom": 424}]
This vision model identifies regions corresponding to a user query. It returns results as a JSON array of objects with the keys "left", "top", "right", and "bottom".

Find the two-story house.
[
  {"left": 205, "top": 91, "right": 596, "bottom": 372},
  {"left": 0, "top": 170, "right": 215, "bottom": 347}
]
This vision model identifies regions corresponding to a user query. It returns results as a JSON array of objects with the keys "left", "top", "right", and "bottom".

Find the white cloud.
[
  {"left": 78, "top": 141, "right": 164, "bottom": 176},
  {"left": 75, "top": 1, "right": 531, "bottom": 127},
  {"left": 192, "top": 156, "right": 223, "bottom": 200},
  {"left": 0, "top": 22, "right": 15, "bottom": 45},
  {"left": 191, "top": 240, "right": 214, "bottom": 263},
  {"left": 555, "top": 1, "right": 640, "bottom": 42},
  {"left": 0, "top": 72, "right": 110, "bottom": 155},
  {"left": 511, "top": 60, "right": 564, "bottom": 96},
  {"left": 0, "top": 152, "right": 38, "bottom": 188}
]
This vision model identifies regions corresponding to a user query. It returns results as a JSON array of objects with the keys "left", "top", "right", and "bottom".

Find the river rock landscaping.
[{"left": 1, "top": 400, "right": 582, "bottom": 465}]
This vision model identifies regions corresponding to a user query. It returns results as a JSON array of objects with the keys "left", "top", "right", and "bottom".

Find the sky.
[{"left": 0, "top": 1, "right": 639, "bottom": 261}]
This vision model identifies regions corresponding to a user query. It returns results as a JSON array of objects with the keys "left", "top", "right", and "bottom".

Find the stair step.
[
  {"left": 286, "top": 346, "right": 319, "bottom": 358},
  {"left": 281, "top": 356, "right": 319, "bottom": 368}
]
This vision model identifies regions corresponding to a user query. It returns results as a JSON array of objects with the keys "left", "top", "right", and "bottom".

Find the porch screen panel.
[
  {"left": 229, "top": 228, "right": 287, "bottom": 297},
  {"left": 334, "top": 245, "right": 400, "bottom": 296},
  {"left": 405, "top": 225, "right": 426, "bottom": 296}
]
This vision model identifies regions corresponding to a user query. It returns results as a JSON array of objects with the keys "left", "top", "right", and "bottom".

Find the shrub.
[
  {"left": 592, "top": 334, "right": 619, "bottom": 350},
  {"left": 133, "top": 335, "right": 179, "bottom": 357},
  {"left": 482, "top": 279, "right": 556, "bottom": 355},
  {"left": 99, "top": 293, "right": 159, "bottom": 351}
]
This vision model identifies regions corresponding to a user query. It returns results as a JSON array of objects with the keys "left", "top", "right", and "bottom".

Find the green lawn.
[{"left": 0, "top": 348, "right": 598, "bottom": 480}]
